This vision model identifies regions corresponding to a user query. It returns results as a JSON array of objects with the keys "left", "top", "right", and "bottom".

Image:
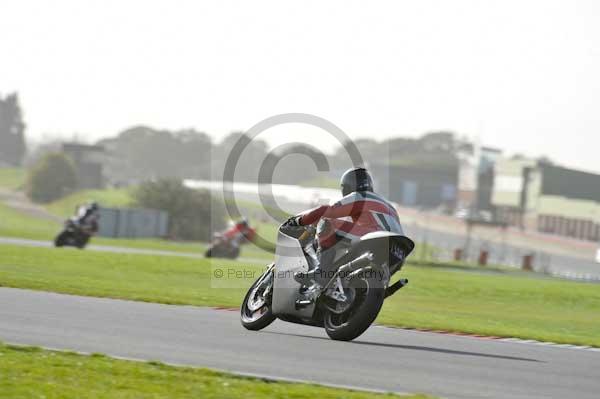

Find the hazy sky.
[{"left": 1, "top": 1, "right": 599, "bottom": 171}]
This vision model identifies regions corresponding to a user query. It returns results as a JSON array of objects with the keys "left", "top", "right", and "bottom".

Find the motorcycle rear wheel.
[
  {"left": 323, "top": 274, "right": 384, "bottom": 341},
  {"left": 227, "top": 246, "right": 240, "bottom": 259},
  {"left": 76, "top": 234, "right": 90, "bottom": 249}
]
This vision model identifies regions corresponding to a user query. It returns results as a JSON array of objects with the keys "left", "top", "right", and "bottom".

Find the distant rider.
[
  {"left": 285, "top": 167, "right": 405, "bottom": 287},
  {"left": 74, "top": 201, "right": 100, "bottom": 233},
  {"left": 222, "top": 218, "right": 256, "bottom": 248}
]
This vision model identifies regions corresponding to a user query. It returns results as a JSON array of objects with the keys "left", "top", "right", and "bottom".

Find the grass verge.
[
  {"left": 0, "top": 202, "right": 59, "bottom": 240},
  {"left": 0, "top": 343, "right": 426, "bottom": 399},
  {"left": 0, "top": 202, "right": 213, "bottom": 254},
  {"left": 298, "top": 176, "right": 340, "bottom": 189},
  {"left": 0, "top": 167, "right": 26, "bottom": 190},
  {"left": 0, "top": 184, "right": 276, "bottom": 258},
  {"left": 46, "top": 188, "right": 133, "bottom": 217},
  {"left": 0, "top": 244, "right": 599, "bottom": 346}
]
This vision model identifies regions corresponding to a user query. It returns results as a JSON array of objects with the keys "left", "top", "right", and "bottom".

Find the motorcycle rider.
[
  {"left": 74, "top": 201, "right": 100, "bottom": 233},
  {"left": 286, "top": 167, "right": 405, "bottom": 288},
  {"left": 222, "top": 217, "right": 256, "bottom": 248}
]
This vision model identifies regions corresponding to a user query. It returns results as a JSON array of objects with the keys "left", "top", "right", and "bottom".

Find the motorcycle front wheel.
[
  {"left": 323, "top": 274, "right": 384, "bottom": 341},
  {"left": 54, "top": 231, "right": 70, "bottom": 247},
  {"left": 241, "top": 266, "right": 276, "bottom": 331}
]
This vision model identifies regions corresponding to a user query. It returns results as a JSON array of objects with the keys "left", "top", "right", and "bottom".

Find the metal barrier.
[
  {"left": 407, "top": 223, "right": 600, "bottom": 282},
  {"left": 97, "top": 208, "right": 168, "bottom": 238}
]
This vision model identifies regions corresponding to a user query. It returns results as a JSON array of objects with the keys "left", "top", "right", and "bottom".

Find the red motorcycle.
[{"left": 205, "top": 220, "right": 256, "bottom": 259}]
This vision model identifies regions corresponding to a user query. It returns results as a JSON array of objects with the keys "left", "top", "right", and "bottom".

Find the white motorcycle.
[{"left": 241, "top": 222, "right": 414, "bottom": 341}]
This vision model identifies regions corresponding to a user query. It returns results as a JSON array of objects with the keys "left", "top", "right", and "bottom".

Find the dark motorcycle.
[
  {"left": 240, "top": 223, "right": 414, "bottom": 341},
  {"left": 54, "top": 218, "right": 97, "bottom": 249}
]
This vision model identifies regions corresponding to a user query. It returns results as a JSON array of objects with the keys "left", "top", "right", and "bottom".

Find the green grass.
[
  {"left": 47, "top": 188, "right": 133, "bottom": 217},
  {"left": 0, "top": 197, "right": 273, "bottom": 260},
  {"left": 0, "top": 201, "right": 207, "bottom": 252},
  {"left": 298, "top": 176, "right": 340, "bottom": 189},
  {"left": 0, "top": 344, "right": 426, "bottom": 399},
  {"left": 0, "top": 167, "right": 26, "bottom": 190},
  {"left": 0, "top": 201, "right": 216, "bottom": 256},
  {"left": 0, "top": 244, "right": 599, "bottom": 347},
  {"left": 95, "top": 237, "right": 207, "bottom": 253},
  {"left": 0, "top": 244, "right": 262, "bottom": 306},
  {"left": 0, "top": 174, "right": 278, "bottom": 257},
  {"left": 0, "top": 202, "right": 60, "bottom": 240},
  {"left": 380, "top": 264, "right": 600, "bottom": 346},
  {"left": 0, "top": 181, "right": 276, "bottom": 258}
]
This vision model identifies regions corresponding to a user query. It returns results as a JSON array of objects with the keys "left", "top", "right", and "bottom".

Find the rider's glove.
[{"left": 284, "top": 215, "right": 303, "bottom": 227}]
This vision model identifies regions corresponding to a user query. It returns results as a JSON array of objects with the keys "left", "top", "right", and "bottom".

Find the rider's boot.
[{"left": 294, "top": 246, "right": 336, "bottom": 289}]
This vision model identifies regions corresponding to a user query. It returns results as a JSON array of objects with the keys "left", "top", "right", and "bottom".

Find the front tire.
[
  {"left": 323, "top": 274, "right": 384, "bottom": 341},
  {"left": 54, "top": 231, "right": 69, "bottom": 247},
  {"left": 241, "top": 267, "right": 276, "bottom": 331}
]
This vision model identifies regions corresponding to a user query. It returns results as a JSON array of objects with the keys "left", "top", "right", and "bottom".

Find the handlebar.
[
  {"left": 280, "top": 223, "right": 315, "bottom": 241},
  {"left": 298, "top": 229, "right": 312, "bottom": 241}
]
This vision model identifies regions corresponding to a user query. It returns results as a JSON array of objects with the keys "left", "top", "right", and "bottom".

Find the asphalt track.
[{"left": 1, "top": 287, "right": 599, "bottom": 399}]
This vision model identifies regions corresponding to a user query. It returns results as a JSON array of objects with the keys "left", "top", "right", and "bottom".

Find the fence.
[
  {"left": 97, "top": 208, "right": 168, "bottom": 239},
  {"left": 407, "top": 223, "right": 600, "bottom": 282}
]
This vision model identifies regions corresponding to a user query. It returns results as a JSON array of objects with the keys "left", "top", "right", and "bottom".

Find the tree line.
[
  {"left": 0, "top": 93, "right": 26, "bottom": 166},
  {"left": 0, "top": 90, "right": 463, "bottom": 187},
  {"left": 97, "top": 126, "right": 462, "bottom": 187}
]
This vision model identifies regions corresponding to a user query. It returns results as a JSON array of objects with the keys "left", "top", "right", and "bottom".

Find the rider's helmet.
[
  {"left": 88, "top": 201, "right": 99, "bottom": 212},
  {"left": 239, "top": 217, "right": 249, "bottom": 228},
  {"left": 340, "top": 167, "right": 374, "bottom": 196}
]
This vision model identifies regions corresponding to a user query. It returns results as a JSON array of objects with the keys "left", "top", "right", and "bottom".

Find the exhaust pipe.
[
  {"left": 337, "top": 252, "right": 374, "bottom": 275},
  {"left": 385, "top": 278, "right": 408, "bottom": 298}
]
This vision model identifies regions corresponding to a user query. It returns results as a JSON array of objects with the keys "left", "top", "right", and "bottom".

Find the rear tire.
[
  {"left": 323, "top": 275, "right": 384, "bottom": 341},
  {"left": 241, "top": 267, "right": 276, "bottom": 331},
  {"left": 76, "top": 234, "right": 90, "bottom": 249},
  {"left": 227, "top": 246, "right": 240, "bottom": 259}
]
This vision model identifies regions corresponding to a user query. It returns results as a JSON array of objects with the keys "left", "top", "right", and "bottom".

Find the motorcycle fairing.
[
  {"left": 270, "top": 228, "right": 415, "bottom": 319},
  {"left": 271, "top": 230, "right": 316, "bottom": 318}
]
